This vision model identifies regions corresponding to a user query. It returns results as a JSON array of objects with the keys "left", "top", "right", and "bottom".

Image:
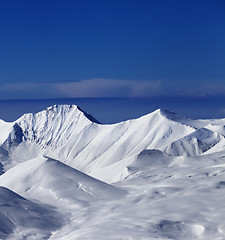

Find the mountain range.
[{"left": 0, "top": 105, "right": 225, "bottom": 239}]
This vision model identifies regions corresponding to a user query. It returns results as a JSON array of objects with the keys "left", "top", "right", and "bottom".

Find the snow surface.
[{"left": 0, "top": 104, "right": 225, "bottom": 239}]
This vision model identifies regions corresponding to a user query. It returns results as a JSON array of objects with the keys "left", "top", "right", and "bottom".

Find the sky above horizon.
[{"left": 0, "top": 0, "right": 224, "bottom": 99}]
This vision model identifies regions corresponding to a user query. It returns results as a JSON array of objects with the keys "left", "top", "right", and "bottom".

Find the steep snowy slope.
[
  {"left": 0, "top": 186, "right": 64, "bottom": 239},
  {"left": 165, "top": 128, "right": 224, "bottom": 156},
  {"left": 16, "top": 105, "right": 99, "bottom": 146}
]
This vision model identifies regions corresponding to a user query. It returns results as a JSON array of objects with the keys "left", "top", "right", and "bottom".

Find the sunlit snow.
[{"left": 0, "top": 105, "right": 225, "bottom": 239}]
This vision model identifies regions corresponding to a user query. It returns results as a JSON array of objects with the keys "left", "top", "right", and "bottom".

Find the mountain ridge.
[{"left": 0, "top": 104, "right": 224, "bottom": 182}]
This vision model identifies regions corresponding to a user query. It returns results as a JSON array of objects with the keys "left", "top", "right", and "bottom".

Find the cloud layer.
[
  {"left": 0, "top": 78, "right": 224, "bottom": 99},
  {"left": 0, "top": 79, "right": 163, "bottom": 99}
]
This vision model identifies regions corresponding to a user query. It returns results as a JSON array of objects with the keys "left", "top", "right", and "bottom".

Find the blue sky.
[{"left": 0, "top": 0, "right": 224, "bottom": 99}]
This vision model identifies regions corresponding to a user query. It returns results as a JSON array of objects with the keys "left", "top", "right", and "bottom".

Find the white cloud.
[
  {"left": 53, "top": 78, "right": 163, "bottom": 98},
  {"left": 0, "top": 79, "right": 164, "bottom": 99}
]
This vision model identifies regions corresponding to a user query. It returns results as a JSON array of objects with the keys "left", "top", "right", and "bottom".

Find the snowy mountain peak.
[
  {"left": 52, "top": 104, "right": 97, "bottom": 121},
  {"left": 13, "top": 104, "right": 100, "bottom": 146},
  {"left": 157, "top": 108, "right": 190, "bottom": 123},
  {"left": 141, "top": 108, "right": 184, "bottom": 123},
  {"left": 17, "top": 104, "right": 100, "bottom": 125}
]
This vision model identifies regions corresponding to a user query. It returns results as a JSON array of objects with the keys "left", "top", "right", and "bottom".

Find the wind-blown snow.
[{"left": 0, "top": 104, "right": 225, "bottom": 239}]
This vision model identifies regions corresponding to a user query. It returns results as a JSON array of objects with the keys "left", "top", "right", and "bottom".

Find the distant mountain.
[{"left": 0, "top": 105, "right": 225, "bottom": 182}]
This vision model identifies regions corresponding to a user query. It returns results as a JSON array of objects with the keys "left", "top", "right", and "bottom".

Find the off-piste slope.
[
  {"left": 0, "top": 156, "right": 126, "bottom": 207},
  {"left": 0, "top": 186, "right": 64, "bottom": 239},
  {"left": 0, "top": 105, "right": 225, "bottom": 182}
]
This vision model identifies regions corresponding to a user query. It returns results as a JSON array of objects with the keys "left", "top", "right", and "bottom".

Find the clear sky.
[{"left": 0, "top": 0, "right": 224, "bottom": 99}]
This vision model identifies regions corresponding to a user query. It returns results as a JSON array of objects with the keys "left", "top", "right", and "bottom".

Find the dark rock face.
[{"left": 3, "top": 123, "right": 23, "bottom": 149}]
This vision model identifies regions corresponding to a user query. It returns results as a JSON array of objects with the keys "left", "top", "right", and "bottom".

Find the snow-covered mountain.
[
  {"left": 0, "top": 105, "right": 225, "bottom": 239},
  {"left": 1, "top": 105, "right": 225, "bottom": 179}
]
